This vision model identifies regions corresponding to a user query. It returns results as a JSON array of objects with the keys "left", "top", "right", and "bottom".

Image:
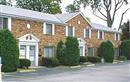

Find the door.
[
  {"left": 29, "top": 45, "right": 36, "bottom": 66},
  {"left": 79, "top": 47, "right": 83, "bottom": 56},
  {"left": 20, "top": 45, "right": 26, "bottom": 58}
]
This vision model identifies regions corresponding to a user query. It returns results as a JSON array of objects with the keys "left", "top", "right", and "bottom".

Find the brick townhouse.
[{"left": 0, "top": 5, "right": 120, "bottom": 66}]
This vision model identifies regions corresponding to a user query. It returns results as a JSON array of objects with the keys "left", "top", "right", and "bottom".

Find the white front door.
[{"left": 29, "top": 45, "right": 36, "bottom": 66}]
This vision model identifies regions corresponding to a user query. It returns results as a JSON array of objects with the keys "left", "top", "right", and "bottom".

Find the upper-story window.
[
  {"left": 115, "top": 33, "right": 120, "bottom": 40},
  {"left": 43, "top": 23, "right": 55, "bottom": 35},
  {"left": 98, "top": 31, "right": 104, "bottom": 40},
  {"left": 66, "top": 26, "right": 75, "bottom": 37},
  {"left": 0, "top": 17, "right": 8, "bottom": 29},
  {"left": 84, "top": 29, "right": 91, "bottom": 38}
]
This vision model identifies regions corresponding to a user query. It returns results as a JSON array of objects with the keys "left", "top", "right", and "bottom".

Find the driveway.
[{"left": 3, "top": 61, "right": 130, "bottom": 82}]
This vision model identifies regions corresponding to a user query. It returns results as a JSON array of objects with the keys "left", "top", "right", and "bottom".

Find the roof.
[
  {"left": 92, "top": 23, "right": 120, "bottom": 33},
  {"left": 0, "top": 5, "right": 63, "bottom": 24}
]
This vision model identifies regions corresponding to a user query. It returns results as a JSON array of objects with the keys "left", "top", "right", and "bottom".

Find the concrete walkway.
[{"left": 3, "top": 61, "right": 130, "bottom": 82}]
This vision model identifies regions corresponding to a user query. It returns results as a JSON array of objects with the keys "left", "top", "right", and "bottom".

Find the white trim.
[
  {"left": 66, "top": 26, "right": 68, "bottom": 36},
  {"left": 118, "top": 34, "right": 120, "bottom": 40},
  {"left": 8, "top": 17, "right": 11, "bottom": 31},
  {"left": 89, "top": 29, "right": 91, "bottom": 38},
  {"left": 73, "top": 27, "right": 75, "bottom": 37},
  {"left": 98, "top": 30, "right": 100, "bottom": 39},
  {"left": 102, "top": 31, "right": 104, "bottom": 39},
  {"left": 43, "top": 22, "right": 46, "bottom": 34},
  {"left": 78, "top": 38, "right": 86, "bottom": 56},
  {"left": 84, "top": 28, "right": 86, "bottom": 38},
  {"left": 52, "top": 24, "right": 55, "bottom": 35},
  {"left": 115, "top": 33, "right": 116, "bottom": 40}
]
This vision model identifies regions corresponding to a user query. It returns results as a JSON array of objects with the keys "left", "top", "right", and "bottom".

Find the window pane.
[
  {"left": 80, "top": 47, "right": 83, "bottom": 56},
  {"left": 46, "top": 24, "right": 52, "bottom": 35},
  {"left": 20, "top": 45, "right": 26, "bottom": 58},
  {"left": 44, "top": 47, "right": 54, "bottom": 57},
  {"left": 68, "top": 27, "right": 73, "bottom": 37},
  {"left": 0, "top": 17, "right": 3, "bottom": 29},
  {"left": 85, "top": 29, "right": 89, "bottom": 38},
  {"left": 0, "top": 17, "right": 8, "bottom": 29},
  {"left": 88, "top": 47, "right": 94, "bottom": 56},
  {"left": 99, "top": 31, "right": 102, "bottom": 39}
]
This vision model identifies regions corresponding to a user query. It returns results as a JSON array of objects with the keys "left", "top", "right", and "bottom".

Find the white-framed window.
[
  {"left": 44, "top": 46, "right": 54, "bottom": 58},
  {"left": 79, "top": 47, "right": 83, "bottom": 56},
  {"left": 0, "top": 17, "right": 8, "bottom": 29},
  {"left": 20, "top": 45, "right": 26, "bottom": 58},
  {"left": 43, "top": 22, "right": 55, "bottom": 35},
  {"left": 115, "top": 33, "right": 120, "bottom": 40},
  {"left": 84, "top": 29, "right": 91, "bottom": 38},
  {"left": 98, "top": 31, "right": 104, "bottom": 40},
  {"left": 66, "top": 26, "right": 75, "bottom": 37}
]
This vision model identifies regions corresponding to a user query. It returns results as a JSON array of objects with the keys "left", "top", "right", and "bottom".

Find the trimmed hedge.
[
  {"left": 43, "top": 57, "right": 60, "bottom": 67},
  {"left": 0, "top": 30, "right": 19, "bottom": 72},
  {"left": 80, "top": 56, "right": 88, "bottom": 63},
  {"left": 61, "top": 37, "right": 80, "bottom": 66},
  {"left": 98, "top": 41, "right": 114, "bottom": 63},
  {"left": 19, "top": 59, "right": 31, "bottom": 69},
  {"left": 119, "top": 56, "right": 127, "bottom": 61},
  {"left": 87, "top": 56, "right": 101, "bottom": 63},
  {"left": 120, "top": 40, "right": 130, "bottom": 60}
]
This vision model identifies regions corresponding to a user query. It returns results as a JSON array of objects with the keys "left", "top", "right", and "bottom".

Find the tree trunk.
[{"left": 107, "top": 12, "right": 112, "bottom": 28}]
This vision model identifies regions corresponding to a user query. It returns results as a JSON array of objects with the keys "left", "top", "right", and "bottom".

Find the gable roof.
[
  {"left": 92, "top": 23, "right": 120, "bottom": 33},
  {"left": 0, "top": 5, "right": 63, "bottom": 24}
]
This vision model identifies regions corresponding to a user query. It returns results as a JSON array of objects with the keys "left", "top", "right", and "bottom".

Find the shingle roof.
[
  {"left": 0, "top": 5, "right": 63, "bottom": 24},
  {"left": 92, "top": 23, "right": 120, "bottom": 33}
]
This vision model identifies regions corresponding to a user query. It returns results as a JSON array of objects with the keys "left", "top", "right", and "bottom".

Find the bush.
[
  {"left": 120, "top": 40, "right": 130, "bottom": 60},
  {"left": 61, "top": 37, "right": 80, "bottom": 66},
  {"left": 0, "top": 30, "right": 19, "bottom": 72},
  {"left": 87, "top": 56, "right": 101, "bottom": 63},
  {"left": 80, "top": 56, "right": 88, "bottom": 63},
  {"left": 98, "top": 41, "right": 114, "bottom": 63},
  {"left": 119, "top": 56, "right": 127, "bottom": 61},
  {"left": 19, "top": 59, "right": 31, "bottom": 69},
  {"left": 43, "top": 57, "right": 60, "bottom": 67},
  {"left": 56, "top": 40, "right": 64, "bottom": 64}
]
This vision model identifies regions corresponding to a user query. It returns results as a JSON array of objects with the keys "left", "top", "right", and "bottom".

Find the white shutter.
[
  {"left": 73, "top": 27, "right": 75, "bottom": 37},
  {"left": 98, "top": 30, "right": 100, "bottom": 39},
  {"left": 8, "top": 17, "right": 12, "bottom": 31},
  {"left": 89, "top": 29, "right": 91, "bottom": 38},
  {"left": 114, "top": 33, "right": 116, "bottom": 40},
  {"left": 52, "top": 24, "right": 55, "bottom": 35},
  {"left": 102, "top": 31, "right": 104, "bottom": 39},
  {"left": 84, "top": 28, "right": 86, "bottom": 38},
  {"left": 43, "top": 22, "right": 46, "bottom": 34},
  {"left": 66, "top": 26, "right": 68, "bottom": 36}
]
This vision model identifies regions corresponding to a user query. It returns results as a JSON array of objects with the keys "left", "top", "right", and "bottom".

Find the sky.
[{"left": 61, "top": 0, "right": 130, "bottom": 30}]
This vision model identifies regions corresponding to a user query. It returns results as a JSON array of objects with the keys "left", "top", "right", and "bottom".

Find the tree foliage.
[
  {"left": 0, "top": 0, "right": 12, "bottom": 5},
  {"left": 0, "top": 30, "right": 19, "bottom": 72},
  {"left": 75, "top": 0, "right": 129, "bottom": 28},
  {"left": 16, "top": 0, "right": 62, "bottom": 14},
  {"left": 120, "top": 40, "right": 130, "bottom": 60},
  {"left": 98, "top": 41, "right": 114, "bottom": 63},
  {"left": 66, "top": 4, "right": 80, "bottom": 13},
  {"left": 121, "top": 21, "right": 130, "bottom": 40}
]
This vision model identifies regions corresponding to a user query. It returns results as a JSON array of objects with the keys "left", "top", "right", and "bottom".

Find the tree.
[
  {"left": 98, "top": 41, "right": 114, "bottom": 63},
  {"left": 61, "top": 37, "right": 80, "bottom": 66},
  {"left": 0, "top": 0, "right": 12, "bottom": 5},
  {"left": 121, "top": 21, "right": 130, "bottom": 40},
  {"left": 75, "top": 0, "right": 129, "bottom": 28},
  {"left": 0, "top": 30, "right": 19, "bottom": 72},
  {"left": 120, "top": 40, "right": 130, "bottom": 60},
  {"left": 16, "top": 0, "right": 62, "bottom": 14},
  {"left": 66, "top": 4, "right": 80, "bottom": 13}
]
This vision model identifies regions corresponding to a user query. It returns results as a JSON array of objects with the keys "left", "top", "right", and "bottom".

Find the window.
[
  {"left": 84, "top": 29, "right": 91, "bottom": 38},
  {"left": 44, "top": 46, "right": 54, "bottom": 57},
  {"left": 115, "top": 33, "right": 120, "bottom": 40},
  {"left": 88, "top": 47, "right": 94, "bottom": 56},
  {"left": 20, "top": 45, "right": 26, "bottom": 58},
  {"left": 98, "top": 31, "right": 104, "bottom": 39},
  {"left": 79, "top": 47, "right": 83, "bottom": 56},
  {"left": 0, "top": 17, "right": 8, "bottom": 29},
  {"left": 68, "top": 26, "right": 74, "bottom": 37},
  {"left": 46, "top": 24, "right": 52, "bottom": 35}
]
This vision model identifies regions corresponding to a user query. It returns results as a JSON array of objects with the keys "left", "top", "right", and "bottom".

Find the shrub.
[
  {"left": 80, "top": 56, "right": 88, "bottom": 63},
  {"left": 0, "top": 30, "right": 19, "bottom": 72},
  {"left": 19, "top": 59, "right": 31, "bottom": 69},
  {"left": 56, "top": 40, "right": 64, "bottom": 64},
  {"left": 61, "top": 37, "right": 80, "bottom": 66},
  {"left": 43, "top": 57, "right": 60, "bottom": 67},
  {"left": 87, "top": 56, "right": 101, "bottom": 63},
  {"left": 98, "top": 41, "right": 114, "bottom": 63},
  {"left": 119, "top": 56, "right": 127, "bottom": 61},
  {"left": 120, "top": 40, "right": 130, "bottom": 60}
]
